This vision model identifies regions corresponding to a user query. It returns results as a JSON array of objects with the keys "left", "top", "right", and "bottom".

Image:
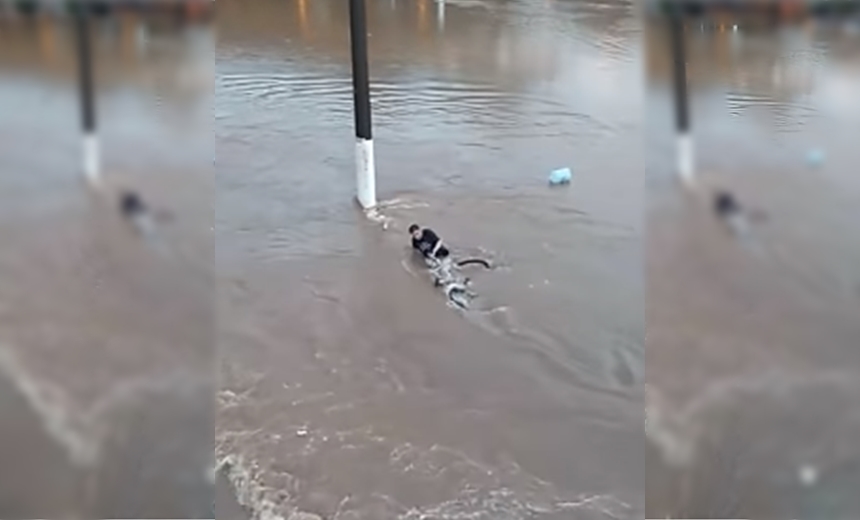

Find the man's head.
[
  {"left": 409, "top": 223, "right": 421, "bottom": 239},
  {"left": 714, "top": 190, "right": 740, "bottom": 218},
  {"left": 120, "top": 190, "right": 145, "bottom": 217}
]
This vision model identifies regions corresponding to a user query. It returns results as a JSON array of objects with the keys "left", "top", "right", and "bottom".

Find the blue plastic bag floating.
[
  {"left": 806, "top": 148, "right": 825, "bottom": 168},
  {"left": 548, "top": 167, "right": 572, "bottom": 186}
]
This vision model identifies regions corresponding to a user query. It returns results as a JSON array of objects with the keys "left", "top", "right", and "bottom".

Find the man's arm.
[
  {"left": 431, "top": 238, "right": 443, "bottom": 256},
  {"left": 423, "top": 229, "right": 443, "bottom": 256}
]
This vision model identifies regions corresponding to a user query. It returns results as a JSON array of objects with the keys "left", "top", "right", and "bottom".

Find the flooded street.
[
  {"left": 4, "top": 2, "right": 856, "bottom": 518},
  {"left": 646, "top": 16, "right": 860, "bottom": 518},
  {"left": 216, "top": 0, "right": 643, "bottom": 518},
  {"left": 0, "top": 12, "right": 214, "bottom": 517}
]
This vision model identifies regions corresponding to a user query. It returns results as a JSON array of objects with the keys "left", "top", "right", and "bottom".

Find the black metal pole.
[
  {"left": 668, "top": 9, "right": 695, "bottom": 184},
  {"left": 668, "top": 10, "right": 689, "bottom": 134},
  {"left": 349, "top": 0, "right": 372, "bottom": 140},
  {"left": 75, "top": 7, "right": 96, "bottom": 135},
  {"left": 74, "top": 5, "right": 101, "bottom": 184}
]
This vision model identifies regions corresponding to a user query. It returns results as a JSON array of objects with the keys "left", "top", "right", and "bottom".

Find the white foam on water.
[
  {"left": 364, "top": 207, "right": 392, "bottom": 228},
  {"left": 376, "top": 197, "right": 431, "bottom": 211},
  {"left": 216, "top": 422, "right": 637, "bottom": 520},
  {"left": 648, "top": 371, "right": 860, "bottom": 470},
  {"left": 217, "top": 453, "right": 290, "bottom": 520},
  {"left": 0, "top": 344, "right": 98, "bottom": 465},
  {"left": 398, "top": 489, "right": 633, "bottom": 520},
  {"left": 649, "top": 372, "right": 860, "bottom": 517},
  {"left": 0, "top": 342, "right": 211, "bottom": 472}
]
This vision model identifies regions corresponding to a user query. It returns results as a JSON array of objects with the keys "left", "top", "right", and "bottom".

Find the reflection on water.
[
  {"left": 647, "top": 16, "right": 860, "bottom": 519},
  {"left": 217, "top": 0, "right": 642, "bottom": 518},
  {"left": 0, "top": 12, "right": 213, "bottom": 518},
  {"left": 0, "top": 13, "right": 211, "bottom": 207}
]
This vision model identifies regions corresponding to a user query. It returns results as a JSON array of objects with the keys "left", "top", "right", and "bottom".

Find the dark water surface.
[{"left": 216, "top": 0, "right": 643, "bottom": 518}]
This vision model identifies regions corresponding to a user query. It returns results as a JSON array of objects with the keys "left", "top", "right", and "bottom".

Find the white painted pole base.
[
  {"left": 437, "top": 0, "right": 445, "bottom": 29},
  {"left": 676, "top": 133, "right": 694, "bottom": 187},
  {"left": 83, "top": 133, "right": 101, "bottom": 187},
  {"left": 355, "top": 137, "right": 377, "bottom": 210}
]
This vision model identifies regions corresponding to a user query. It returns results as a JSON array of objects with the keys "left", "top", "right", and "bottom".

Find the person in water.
[
  {"left": 410, "top": 223, "right": 474, "bottom": 306},
  {"left": 409, "top": 223, "right": 450, "bottom": 261},
  {"left": 119, "top": 190, "right": 155, "bottom": 236}
]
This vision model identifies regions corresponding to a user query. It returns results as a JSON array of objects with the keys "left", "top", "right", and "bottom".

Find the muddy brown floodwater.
[
  {"left": 216, "top": 0, "right": 643, "bottom": 519},
  {"left": 0, "top": 13, "right": 214, "bottom": 518},
  {"left": 646, "top": 16, "right": 860, "bottom": 519},
  {"left": 4, "top": 4, "right": 857, "bottom": 520}
]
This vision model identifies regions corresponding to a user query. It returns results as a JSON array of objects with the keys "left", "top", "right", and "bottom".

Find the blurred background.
[
  {"left": 0, "top": 1, "right": 214, "bottom": 517},
  {"left": 645, "top": 1, "right": 860, "bottom": 518}
]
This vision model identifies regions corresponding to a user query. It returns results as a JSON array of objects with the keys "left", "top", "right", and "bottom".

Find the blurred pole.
[
  {"left": 437, "top": 0, "right": 445, "bottom": 31},
  {"left": 74, "top": 6, "right": 100, "bottom": 186},
  {"left": 669, "top": 9, "right": 694, "bottom": 186},
  {"left": 349, "top": 0, "right": 376, "bottom": 209}
]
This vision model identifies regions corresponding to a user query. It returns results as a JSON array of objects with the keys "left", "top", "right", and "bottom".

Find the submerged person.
[
  {"left": 713, "top": 190, "right": 750, "bottom": 238},
  {"left": 409, "top": 223, "right": 450, "bottom": 263},
  {"left": 120, "top": 190, "right": 156, "bottom": 236},
  {"left": 713, "top": 190, "right": 766, "bottom": 258},
  {"left": 409, "top": 223, "right": 473, "bottom": 307}
]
